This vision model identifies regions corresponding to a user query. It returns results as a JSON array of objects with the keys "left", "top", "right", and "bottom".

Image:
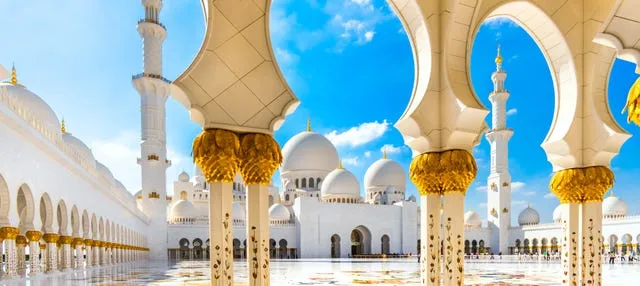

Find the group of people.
[{"left": 605, "top": 252, "right": 637, "bottom": 264}]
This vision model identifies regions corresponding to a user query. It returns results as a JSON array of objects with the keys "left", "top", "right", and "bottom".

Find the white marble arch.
[
  {"left": 39, "top": 193, "right": 54, "bottom": 234},
  {"left": 0, "top": 174, "right": 10, "bottom": 227},
  {"left": 391, "top": 0, "right": 629, "bottom": 167},
  {"left": 82, "top": 210, "right": 90, "bottom": 238},
  {"left": 17, "top": 184, "right": 35, "bottom": 232},
  {"left": 70, "top": 205, "right": 80, "bottom": 237},
  {"left": 56, "top": 199, "right": 69, "bottom": 236}
]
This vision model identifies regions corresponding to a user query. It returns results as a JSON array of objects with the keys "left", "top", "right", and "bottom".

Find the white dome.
[
  {"left": 96, "top": 161, "right": 114, "bottom": 185},
  {"left": 321, "top": 167, "right": 361, "bottom": 198},
  {"left": 603, "top": 194, "right": 627, "bottom": 218},
  {"left": 269, "top": 203, "right": 290, "bottom": 222},
  {"left": 553, "top": 205, "right": 563, "bottom": 223},
  {"left": 364, "top": 158, "right": 405, "bottom": 190},
  {"left": 464, "top": 210, "right": 482, "bottom": 227},
  {"left": 178, "top": 171, "right": 190, "bottom": 182},
  {"left": 0, "top": 82, "right": 61, "bottom": 132},
  {"left": 62, "top": 133, "right": 96, "bottom": 168},
  {"left": 518, "top": 205, "right": 540, "bottom": 226},
  {"left": 232, "top": 201, "right": 246, "bottom": 221},
  {"left": 284, "top": 181, "right": 295, "bottom": 191},
  {"left": 281, "top": 131, "right": 339, "bottom": 173},
  {"left": 171, "top": 200, "right": 197, "bottom": 218}
]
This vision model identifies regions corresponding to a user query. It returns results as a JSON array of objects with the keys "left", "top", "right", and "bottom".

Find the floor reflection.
[{"left": 10, "top": 258, "right": 640, "bottom": 285}]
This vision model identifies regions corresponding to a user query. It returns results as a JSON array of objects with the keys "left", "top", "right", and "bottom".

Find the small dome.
[
  {"left": 603, "top": 193, "right": 627, "bottom": 218},
  {"left": 464, "top": 209, "right": 482, "bottom": 227},
  {"left": 0, "top": 82, "right": 61, "bottom": 133},
  {"left": 553, "top": 205, "right": 563, "bottom": 223},
  {"left": 232, "top": 201, "right": 246, "bottom": 221},
  {"left": 269, "top": 203, "right": 290, "bottom": 222},
  {"left": 364, "top": 157, "right": 405, "bottom": 190},
  {"left": 62, "top": 133, "right": 96, "bottom": 168},
  {"left": 96, "top": 161, "right": 114, "bottom": 185},
  {"left": 178, "top": 171, "right": 190, "bottom": 182},
  {"left": 518, "top": 205, "right": 540, "bottom": 226},
  {"left": 284, "top": 181, "right": 295, "bottom": 191},
  {"left": 171, "top": 200, "right": 197, "bottom": 218},
  {"left": 321, "top": 167, "right": 361, "bottom": 198},
  {"left": 281, "top": 131, "right": 339, "bottom": 174}
]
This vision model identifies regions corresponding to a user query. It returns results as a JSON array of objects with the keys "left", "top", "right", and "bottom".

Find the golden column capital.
[
  {"left": 16, "top": 235, "right": 27, "bottom": 246},
  {"left": 550, "top": 166, "right": 613, "bottom": 204},
  {"left": 0, "top": 227, "right": 19, "bottom": 240},
  {"left": 43, "top": 233, "right": 59, "bottom": 244},
  {"left": 193, "top": 129, "right": 240, "bottom": 183},
  {"left": 25, "top": 230, "right": 42, "bottom": 242},
  {"left": 84, "top": 239, "right": 93, "bottom": 246},
  {"left": 59, "top": 235, "right": 73, "bottom": 245},
  {"left": 39, "top": 243, "right": 46, "bottom": 250},
  {"left": 409, "top": 149, "right": 477, "bottom": 195},
  {"left": 73, "top": 237, "right": 84, "bottom": 247},
  {"left": 239, "top": 133, "right": 282, "bottom": 185}
]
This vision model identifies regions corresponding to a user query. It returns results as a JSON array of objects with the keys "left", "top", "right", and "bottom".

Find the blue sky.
[{"left": 1, "top": 0, "right": 639, "bottom": 224}]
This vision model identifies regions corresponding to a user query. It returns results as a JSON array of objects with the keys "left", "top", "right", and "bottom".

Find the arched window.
[
  {"left": 309, "top": 177, "right": 315, "bottom": 188},
  {"left": 316, "top": 178, "right": 321, "bottom": 187},
  {"left": 180, "top": 191, "right": 187, "bottom": 200},
  {"left": 301, "top": 178, "right": 307, "bottom": 188},
  {"left": 295, "top": 179, "right": 299, "bottom": 188},
  {"left": 285, "top": 194, "right": 290, "bottom": 201}
]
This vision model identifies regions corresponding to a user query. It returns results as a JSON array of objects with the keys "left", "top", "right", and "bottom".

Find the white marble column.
[
  {"left": 43, "top": 233, "right": 59, "bottom": 273},
  {"left": 26, "top": 231, "right": 42, "bottom": 275},
  {"left": 40, "top": 244, "right": 47, "bottom": 272},
  {"left": 247, "top": 184, "right": 270, "bottom": 286},
  {"left": 73, "top": 238, "right": 83, "bottom": 269},
  {"left": 419, "top": 194, "right": 440, "bottom": 286},
  {"left": 581, "top": 202, "right": 603, "bottom": 286},
  {"left": 442, "top": 193, "right": 464, "bottom": 286},
  {"left": 92, "top": 241, "right": 99, "bottom": 266},
  {"left": 100, "top": 243, "right": 106, "bottom": 265},
  {"left": 209, "top": 181, "right": 234, "bottom": 285},
  {"left": 1, "top": 227, "right": 20, "bottom": 278},
  {"left": 84, "top": 239, "right": 93, "bottom": 268},
  {"left": 561, "top": 203, "right": 580, "bottom": 285},
  {"left": 59, "top": 236, "right": 72, "bottom": 271},
  {"left": 16, "top": 235, "right": 26, "bottom": 273}
]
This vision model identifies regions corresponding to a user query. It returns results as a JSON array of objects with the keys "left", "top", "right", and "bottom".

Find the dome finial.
[
  {"left": 527, "top": 203, "right": 530, "bottom": 208},
  {"left": 609, "top": 190, "right": 615, "bottom": 197},
  {"left": 306, "top": 117, "right": 311, "bottom": 132},
  {"left": 61, "top": 118, "right": 67, "bottom": 134},
  {"left": 337, "top": 159, "right": 343, "bottom": 169},
  {"left": 10, "top": 63, "right": 17, "bottom": 85},
  {"left": 495, "top": 44, "right": 503, "bottom": 65},
  {"left": 383, "top": 147, "right": 387, "bottom": 159}
]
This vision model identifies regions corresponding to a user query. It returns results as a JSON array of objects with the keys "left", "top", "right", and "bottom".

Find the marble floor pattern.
[{"left": 5, "top": 259, "right": 639, "bottom": 285}]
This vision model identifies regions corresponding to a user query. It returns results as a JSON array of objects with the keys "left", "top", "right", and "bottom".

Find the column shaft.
[
  {"left": 209, "top": 182, "right": 234, "bottom": 285},
  {"left": 420, "top": 194, "right": 440, "bottom": 286},
  {"left": 581, "top": 202, "right": 603, "bottom": 286},
  {"left": 16, "top": 236, "right": 26, "bottom": 273},
  {"left": 442, "top": 193, "right": 464, "bottom": 286},
  {"left": 561, "top": 203, "right": 580, "bottom": 285},
  {"left": 4, "top": 239, "right": 17, "bottom": 277},
  {"left": 247, "top": 184, "right": 270, "bottom": 286}
]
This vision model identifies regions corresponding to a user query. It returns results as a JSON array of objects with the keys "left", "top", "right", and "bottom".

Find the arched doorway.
[
  {"left": 381, "top": 235, "right": 390, "bottom": 254},
  {"left": 179, "top": 238, "right": 190, "bottom": 259},
  {"left": 279, "top": 239, "right": 288, "bottom": 258},
  {"left": 193, "top": 238, "right": 203, "bottom": 259},
  {"left": 331, "top": 234, "right": 341, "bottom": 258},
  {"left": 350, "top": 225, "right": 371, "bottom": 256},
  {"left": 471, "top": 240, "right": 478, "bottom": 254},
  {"left": 233, "top": 239, "right": 241, "bottom": 258},
  {"left": 269, "top": 239, "right": 276, "bottom": 258}
]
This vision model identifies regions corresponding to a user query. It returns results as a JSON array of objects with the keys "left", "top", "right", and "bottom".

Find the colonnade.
[
  {"left": 0, "top": 226, "right": 149, "bottom": 277},
  {"left": 193, "top": 129, "right": 280, "bottom": 286}
]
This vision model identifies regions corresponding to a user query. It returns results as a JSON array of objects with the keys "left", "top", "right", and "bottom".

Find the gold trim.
[
  {"left": 43, "top": 233, "right": 59, "bottom": 243},
  {"left": 16, "top": 235, "right": 27, "bottom": 245},
  {"left": 59, "top": 235, "right": 73, "bottom": 244},
  {"left": 25, "top": 230, "right": 42, "bottom": 242},
  {"left": 409, "top": 149, "right": 477, "bottom": 195},
  {"left": 238, "top": 133, "right": 281, "bottom": 185},
  {"left": 192, "top": 129, "right": 240, "bottom": 183},
  {"left": 550, "top": 166, "right": 613, "bottom": 203},
  {"left": 0, "top": 227, "right": 19, "bottom": 240},
  {"left": 623, "top": 77, "right": 640, "bottom": 126}
]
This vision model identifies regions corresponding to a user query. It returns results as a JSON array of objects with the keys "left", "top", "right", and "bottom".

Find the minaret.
[
  {"left": 485, "top": 45, "right": 513, "bottom": 254},
  {"left": 132, "top": 0, "right": 170, "bottom": 260}
]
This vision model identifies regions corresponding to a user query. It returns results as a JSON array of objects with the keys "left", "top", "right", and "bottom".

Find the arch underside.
[{"left": 390, "top": 0, "right": 629, "bottom": 170}]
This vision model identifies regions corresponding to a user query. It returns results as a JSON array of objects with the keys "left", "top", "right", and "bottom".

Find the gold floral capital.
[
  {"left": 43, "top": 233, "right": 59, "bottom": 243},
  {"left": 239, "top": 133, "right": 282, "bottom": 185},
  {"left": 409, "top": 149, "right": 477, "bottom": 195},
  {"left": 59, "top": 235, "right": 73, "bottom": 244},
  {"left": 39, "top": 243, "right": 46, "bottom": 250},
  {"left": 16, "top": 235, "right": 27, "bottom": 245},
  {"left": 84, "top": 239, "right": 93, "bottom": 246},
  {"left": 0, "top": 227, "right": 19, "bottom": 240},
  {"left": 73, "top": 237, "right": 84, "bottom": 246},
  {"left": 192, "top": 129, "right": 240, "bottom": 183},
  {"left": 550, "top": 166, "right": 613, "bottom": 204},
  {"left": 25, "top": 230, "right": 42, "bottom": 242}
]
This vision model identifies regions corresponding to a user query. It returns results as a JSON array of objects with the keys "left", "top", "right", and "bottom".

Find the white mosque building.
[{"left": 164, "top": 47, "right": 640, "bottom": 259}]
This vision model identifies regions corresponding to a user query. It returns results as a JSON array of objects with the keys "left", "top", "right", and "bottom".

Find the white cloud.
[
  {"left": 478, "top": 203, "right": 487, "bottom": 209},
  {"left": 544, "top": 193, "right": 556, "bottom": 199},
  {"left": 364, "top": 151, "right": 371, "bottom": 158},
  {"left": 381, "top": 144, "right": 403, "bottom": 154},
  {"left": 522, "top": 191, "right": 536, "bottom": 197},
  {"left": 506, "top": 108, "right": 518, "bottom": 116},
  {"left": 511, "top": 181, "right": 526, "bottom": 192},
  {"left": 512, "top": 200, "right": 527, "bottom": 206},
  {"left": 476, "top": 186, "right": 487, "bottom": 192},
  {"left": 275, "top": 47, "right": 300, "bottom": 67},
  {"left": 363, "top": 31, "right": 375, "bottom": 42},
  {"left": 483, "top": 16, "right": 517, "bottom": 28},
  {"left": 342, "top": 156, "right": 360, "bottom": 166},
  {"left": 325, "top": 120, "right": 389, "bottom": 148},
  {"left": 91, "top": 130, "right": 190, "bottom": 195}
]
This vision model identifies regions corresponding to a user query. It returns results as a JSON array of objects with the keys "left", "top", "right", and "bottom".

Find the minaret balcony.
[
  {"left": 138, "top": 19, "right": 166, "bottom": 30},
  {"left": 132, "top": 73, "right": 171, "bottom": 83}
]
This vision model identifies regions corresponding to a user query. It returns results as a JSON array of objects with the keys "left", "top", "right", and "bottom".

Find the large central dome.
[
  {"left": 281, "top": 130, "right": 339, "bottom": 174},
  {"left": 0, "top": 82, "right": 61, "bottom": 133}
]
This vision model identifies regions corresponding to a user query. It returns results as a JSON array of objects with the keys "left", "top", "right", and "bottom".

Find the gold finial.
[
  {"left": 306, "top": 117, "right": 311, "bottom": 132},
  {"left": 337, "top": 160, "right": 343, "bottom": 169},
  {"left": 10, "top": 64, "right": 17, "bottom": 85},
  {"left": 495, "top": 44, "right": 503, "bottom": 64},
  {"left": 383, "top": 148, "right": 387, "bottom": 159},
  {"left": 609, "top": 190, "right": 615, "bottom": 197},
  {"left": 61, "top": 119, "right": 67, "bottom": 134},
  {"left": 527, "top": 203, "right": 531, "bottom": 208},
  {"left": 469, "top": 208, "right": 473, "bottom": 212}
]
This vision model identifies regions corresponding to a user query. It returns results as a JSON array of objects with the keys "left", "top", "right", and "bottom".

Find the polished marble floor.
[{"left": 9, "top": 258, "right": 640, "bottom": 285}]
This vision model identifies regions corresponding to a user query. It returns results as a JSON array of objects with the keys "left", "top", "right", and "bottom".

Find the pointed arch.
[
  {"left": 0, "top": 175, "right": 10, "bottom": 226},
  {"left": 70, "top": 205, "right": 80, "bottom": 237},
  {"left": 98, "top": 217, "right": 104, "bottom": 241},
  {"left": 82, "top": 210, "right": 90, "bottom": 238},
  {"left": 16, "top": 184, "right": 35, "bottom": 231},
  {"left": 91, "top": 213, "right": 98, "bottom": 239},
  {"left": 56, "top": 199, "right": 69, "bottom": 235},
  {"left": 39, "top": 193, "right": 54, "bottom": 233}
]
